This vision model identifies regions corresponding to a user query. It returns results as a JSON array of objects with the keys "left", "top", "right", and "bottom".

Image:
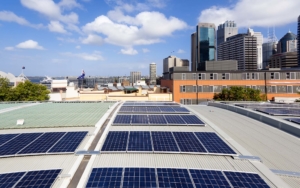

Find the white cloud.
[
  {"left": 177, "top": 49, "right": 185, "bottom": 53},
  {"left": 4, "top": 47, "right": 14, "bottom": 51},
  {"left": 82, "top": 11, "right": 187, "bottom": 47},
  {"left": 0, "top": 11, "right": 42, "bottom": 28},
  {"left": 58, "top": 0, "right": 82, "bottom": 10},
  {"left": 16, "top": 40, "right": 44, "bottom": 50},
  {"left": 76, "top": 45, "right": 81, "bottom": 49},
  {"left": 198, "top": 0, "right": 300, "bottom": 28},
  {"left": 48, "top": 21, "right": 67, "bottom": 33},
  {"left": 82, "top": 34, "right": 104, "bottom": 45},
  {"left": 61, "top": 52, "right": 104, "bottom": 61},
  {"left": 120, "top": 47, "right": 138, "bottom": 55},
  {"left": 142, "top": 48, "right": 149, "bottom": 53},
  {"left": 21, "top": 0, "right": 79, "bottom": 24}
]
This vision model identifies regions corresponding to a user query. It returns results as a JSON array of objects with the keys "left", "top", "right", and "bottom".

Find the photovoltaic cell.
[
  {"left": 86, "top": 168, "right": 123, "bottom": 188},
  {"left": 159, "top": 106, "right": 175, "bottom": 112},
  {"left": 131, "top": 115, "right": 149, "bottom": 124},
  {"left": 157, "top": 168, "right": 194, "bottom": 188},
  {"left": 0, "top": 172, "right": 25, "bottom": 188},
  {"left": 172, "top": 106, "right": 190, "bottom": 113},
  {"left": 147, "top": 106, "right": 161, "bottom": 112},
  {"left": 119, "top": 106, "right": 133, "bottom": 112},
  {"left": 0, "top": 134, "right": 19, "bottom": 147},
  {"left": 190, "top": 169, "right": 231, "bottom": 188},
  {"left": 0, "top": 133, "right": 43, "bottom": 156},
  {"left": 164, "top": 115, "right": 186, "bottom": 125},
  {"left": 148, "top": 115, "right": 167, "bottom": 125},
  {"left": 113, "top": 115, "right": 131, "bottom": 124},
  {"left": 133, "top": 107, "right": 147, "bottom": 112},
  {"left": 224, "top": 171, "right": 270, "bottom": 188},
  {"left": 101, "top": 131, "right": 129, "bottom": 151},
  {"left": 18, "top": 132, "right": 66, "bottom": 155},
  {"left": 14, "top": 169, "right": 61, "bottom": 188},
  {"left": 123, "top": 168, "right": 157, "bottom": 188},
  {"left": 48, "top": 131, "right": 87, "bottom": 153},
  {"left": 180, "top": 115, "right": 205, "bottom": 125},
  {"left": 152, "top": 132, "right": 179, "bottom": 152},
  {"left": 172, "top": 132, "right": 206, "bottom": 153},
  {"left": 127, "top": 131, "right": 152, "bottom": 152},
  {"left": 194, "top": 132, "right": 236, "bottom": 155}
]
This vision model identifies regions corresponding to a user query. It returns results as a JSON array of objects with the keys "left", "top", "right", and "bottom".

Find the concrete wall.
[{"left": 208, "top": 102, "right": 300, "bottom": 138}]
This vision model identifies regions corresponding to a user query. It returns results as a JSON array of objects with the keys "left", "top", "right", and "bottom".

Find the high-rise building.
[
  {"left": 247, "top": 28, "right": 263, "bottom": 69},
  {"left": 191, "top": 23, "right": 216, "bottom": 71},
  {"left": 130, "top": 71, "right": 141, "bottom": 85},
  {"left": 149, "top": 63, "right": 156, "bottom": 85},
  {"left": 217, "top": 21, "right": 238, "bottom": 46},
  {"left": 277, "top": 31, "right": 298, "bottom": 53},
  {"left": 218, "top": 33, "right": 257, "bottom": 70},
  {"left": 263, "top": 42, "right": 277, "bottom": 69},
  {"left": 297, "top": 16, "right": 300, "bottom": 67},
  {"left": 163, "top": 56, "right": 189, "bottom": 73}
]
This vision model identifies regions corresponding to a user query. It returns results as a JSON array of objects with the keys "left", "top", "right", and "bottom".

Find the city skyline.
[{"left": 0, "top": 0, "right": 299, "bottom": 76}]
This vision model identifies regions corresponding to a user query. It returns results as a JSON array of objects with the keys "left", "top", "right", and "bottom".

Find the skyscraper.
[
  {"left": 217, "top": 21, "right": 238, "bottom": 46},
  {"left": 149, "top": 63, "right": 156, "bottom": 85},
  {"left": 277, "top": 31, "right": 297, "bottom": 53},
  {"left": 298, "top": 15, "right": 300, "bottom": 66},
  {"left": 247, "top": 28, "right": 263, "bottom": 69},
  {"left": 191, "top": 23, "right": 216, "bottom": 71},
  {"left": 130, "top": 71, "right": 141, "bottom": 85}
]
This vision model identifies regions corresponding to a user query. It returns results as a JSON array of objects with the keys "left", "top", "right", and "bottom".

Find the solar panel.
[
  {"left": 194, "top": 132, "right": 236, "bottom": 155},
  {"left": 113, "top": 115, "right": 131, "bottom": 125},
  {"left": 224, "top": 171, "right": 270, "bottom": 188},
  {"left": 172, "top": 106, "right": 190, "bottom": 113},
  {"left": 0, "top": 134, "right": 19, "bottom": 147},
  {"left": 190, "top": 169, "right": 231, "bottom": 188},
  {"left": 86, "top": 168, "right": 123, "bottom": 188},
  {"left": 256, "top": 108, "right": 300, "bottom": 116},
  {"left": 147, "top": 106, "right": 161, "bottom": 113},
  {"left": 101, "top": 131, "right": 129, "bottom": 152},
  {"left": 157, "top": 168, "right": 194, "bottom": 188},
  {"left": 127, "top": 131, "right": 152, "bottom": 152},
  {"left": 18, "top": 132, "right": 66, "bottom": 155},
  {"left": 148, "top": 115, "right": 167, "bottom": 125},
  {"left": 0, "top": 172, "right": 25, "bottom": 188},
  {"left": 133, "top": 107, "right": 147, "bottom": 113},
  {"left": 164, "top": 115, "right": 186, "bottom": 125},
  {"left": 159, "top": 106, "right": 175, "bottom": 113},
  {"left": 152, "top": 132, "right": 179, "bottom": 152},
  {"left": 119, "top": 106, "right": 133, "bottom": 112},
  {"left": 123, "top": 168, "right": 157, "bottom": 188},
  {"left": 131, "top": 115, "right": 149, "bottom": 124},
  {"left": 172, "top": 132, "right": 206, "bottom": 153},
  {"left": 0, "top": 133, "right": 43, "bottom": 156},
  {"left": 48, "top": 132, "right": 87, "bottom": 153},
  {"left": 180, "top": 115, "right": 205, "bottom": 126},
  {"left": 286, "top": 118, "right": 300, "bottom": 124},
  {"left": 14, "top": 169, "right": 61, "bottom": 188}
]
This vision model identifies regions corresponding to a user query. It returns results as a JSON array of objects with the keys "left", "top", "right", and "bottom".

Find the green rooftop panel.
[
  {"left": 0, "top": 102, "right": 115, "bottom": 129},
  {"left": 0, "top": 103, "right": 31, "bottom": 111}
]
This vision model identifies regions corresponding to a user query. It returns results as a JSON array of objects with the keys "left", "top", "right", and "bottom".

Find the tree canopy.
[
  {"left": 213, "top": 86, "right": 262, "bottom": 101},
  {"left": 0, "top": 77, "right": 50, "bottom": 101}
]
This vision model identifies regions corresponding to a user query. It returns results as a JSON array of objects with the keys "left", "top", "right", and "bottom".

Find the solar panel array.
[
  {"left": 86, "top": 168, "right": 270, "bottom": 188},
  {"left": 0, "top": 169, "right": 61, "bottom": 188},
  {"left": 0, "top": 131, "right": 87, "bottom": 157},
  {"left": 119, "top": 106, "right": 190, "bottom": 113},
  {"left": 255, "top": 108, "right": 300, "bottom": 116},
  {"left": 235, "top": 103, "right": 300, "bottom": 109},
  {"left": 113, "top": 115, "right": 205, "bottom": 126},
  {"left": 101, "top": 131, "right": 236, "bottom": 155},
  {"left": 123, "top": 102, "right": 179, "bottom": 106},
  {"left": 286, "top": 118, "right": 300, "bottom": 124}
]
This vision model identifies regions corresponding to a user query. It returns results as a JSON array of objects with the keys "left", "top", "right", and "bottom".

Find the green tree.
[
  {"left": 213, "top": 86, "right": 262, "bottom": 101},
  {"left": 0, "top": 77, "right": 12, "bottom": 101},
  {"left": 13, "top": 81, "right": 50, "bottom": 101}
]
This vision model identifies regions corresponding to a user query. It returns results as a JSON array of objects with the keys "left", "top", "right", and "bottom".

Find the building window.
[
  {"left": 180, "top": 86, "right": 186, "bottom": 92},
  {"left": 209, "top": 86, "right": 214, "bottom": 92},
  {"left": 252, "top": 86, "right": 257, "bottom": 90},
  {"left": 198, "top": 86, "right": 203, "bottom": 92},
  {"left": 210, "top": 73, "right": 218, "bottom": 80},
  {"left": 198, "top": 73, "right": 206, "bottom": 80},
  {"left": 252, "top": 73, "right": 259, "bottom": 80},
  {"left": 192, "top": 73, "right": 197, "bottom": 80},
  {"left": 221, "top": 73, "right": 230, "bottom": 80},
  {"left": 243, "top": 73, "right": 250, "bottom": 80},
  {"left": 246, "top": 85, "right": 251, "bottom": 89},
  {"left": 193, "top": 85, "right": 197, "bottom": 92},
  {"left": 271, "top": 86, "right": 277, "bottom": 93},
  {"left": 271, "top": 72, "right": 280, "bottom": 79},
  {"left": 182, "top": 73, "right": 186, "bottom": 80},
  {"left": 287, "top": 86, "right": 293, "bottom": 93},
  {"left": 286, "top": 72, "right": 296, "bottom": 79}
]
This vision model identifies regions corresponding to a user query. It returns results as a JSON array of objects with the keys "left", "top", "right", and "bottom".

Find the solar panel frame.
[
  {"left": 0, "top": 134, "right": 20, "bottom": 147},
  {"left": 189, "top": 169, "right": 232, "bottom": 188},
  {"left": 148, "top": 115, "right": 168, "bottom": 125},
  {"left": 172, "top": 132, "right": 207, "bottom": 154},
  {"left": 151, "top": 131, "right": 180, "bottom": 153},
  {"left": 194, "top": 132, "right": 237, "bottom": 155},
  {"left": 122, "top": 168, "right": 157, "bottom": 188},
  {"left": 127, "top": 131, "right": 153, "bottom": 153},
  {"left": 157, "top": 168, "right": 194, "bottom": 188},
  {"left": 113, "top": 115, "right": 132, "bottom": 125},
  {"left": 86, "top": 168, "right": 123, "bottom": 188},
  {"left": 223, "top": 171, "right": 270, "bottom": 188},
  {"left": 180, "top": 115, "right": 205, "bottom": 126},
  {"left": 164, "top": 115, "right": 186, "bottom": 125},
  {"left": 101, "top": 131, "right": 129, "bottom": 152},
  {"left": 131, "top": 115, "right": 149, "bottom": 125}
]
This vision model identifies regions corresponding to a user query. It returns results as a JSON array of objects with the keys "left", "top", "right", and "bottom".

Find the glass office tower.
[{"left": 298, "top": 15, "right": 300, "bottom": 66}]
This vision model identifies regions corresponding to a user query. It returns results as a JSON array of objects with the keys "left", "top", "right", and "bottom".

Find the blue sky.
[{"left": 0, "top": 0, "right": 299, "bottom": 77}]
